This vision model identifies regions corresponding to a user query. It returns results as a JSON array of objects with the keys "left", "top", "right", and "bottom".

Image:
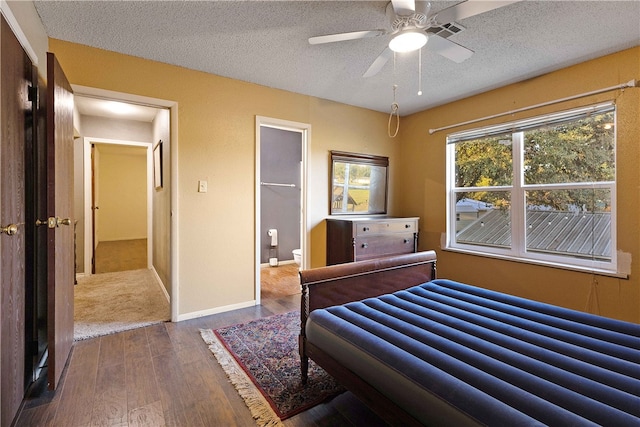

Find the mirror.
[{"left": 330, "top": 151, "right": 389, "bottom": 215}]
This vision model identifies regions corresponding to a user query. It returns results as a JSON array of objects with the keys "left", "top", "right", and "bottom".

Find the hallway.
[
  {"left": 77, "top": 239, "right": 168, "bottom": 340},
  {"left": 74, "top": 269, "right": 170, "bottom": 341}
]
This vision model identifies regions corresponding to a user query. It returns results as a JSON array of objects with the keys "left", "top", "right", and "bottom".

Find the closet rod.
[
  {"left": 260, "top": 181, "right": 296, "bottom": 188},
  {"left": 429, "top": 79, "right": 637, "bottom": 135}
]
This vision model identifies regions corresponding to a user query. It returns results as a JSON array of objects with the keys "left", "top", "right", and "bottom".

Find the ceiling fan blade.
[
  {"left": 309, "top": 30, "right": 386, "bottom": 45},
  {"left": 428, "top": 34, "right": 474, "bottom": 63},
  {"left": 363, "top": 48, "right": 393, "bottom": 78},
  {"left": 391, "top": 0, "right": 416, "bottom": 16},
  {"left": 434, "top": 0, "right": 520, "bottom": 26}
]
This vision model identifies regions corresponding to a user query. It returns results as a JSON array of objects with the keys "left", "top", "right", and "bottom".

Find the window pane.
[
  {"left": 526, "top": 189, "right": 611, "bottom": 260},
  {"left": 455, "top": 192, "right": 511, "bottom": 248},
  {"left": 455, "top": 134, "right": 513, "bottom": 188},
  {"left": 332, "top": 163, "right": 387, "bottom": 213},
  {"left": 523, "top": 112, "right": 615, "bottom": 185}
]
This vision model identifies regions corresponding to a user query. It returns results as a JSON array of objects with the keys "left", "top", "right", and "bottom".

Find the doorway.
[
  {"left": 74, "top": 88, "right": 176, "bottom": 323},
  {"left": 90, "top": 142, "right": 149, "bottom": 274},
  {"left": 76, "top": 97, "right": 170, "bottom": 283},
  {"left": 255, "top": 117, "right": 309, "bottom": 303}
]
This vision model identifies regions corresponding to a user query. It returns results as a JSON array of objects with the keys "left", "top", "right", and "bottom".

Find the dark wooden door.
[
  {"left": 24, "top": 68, "right": 50, "bottom": 393},
  {"left": 0, "top": 14, "right": 31, "bottom": 426},
  {"left": 45, "top": 52, "right": 75, "bottom": 390},
  {"left": 24, "top": 69, "right": 46, "bottom": 392}
]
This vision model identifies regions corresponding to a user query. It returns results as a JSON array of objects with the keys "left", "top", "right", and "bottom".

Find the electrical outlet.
[{"left": 198, "top": 180, "right": 208, "bottom": 193}]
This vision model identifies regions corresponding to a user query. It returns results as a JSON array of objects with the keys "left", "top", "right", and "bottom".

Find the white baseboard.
[
  {"left": 150, "top": 266, "right": 170, "bottom": 303},
  {"left": 148, "top": 266, "right": 259, "bottom": 323},
  {"left": 176, "top": 300, "right": 257, "bottom": 322},
  {"left": 260, "top": 259, "right": 297, "bottom": 268}
]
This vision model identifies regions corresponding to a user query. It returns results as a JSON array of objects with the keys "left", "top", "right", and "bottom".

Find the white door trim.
[
  {"left": 0, "top": 1, "right": 39, "bottom": 65},
  {"left": 73, "top": 85, "right": 179, "bottom": 322},
  {"left": 82, "top": 137, "right": 152, "bottom": 275},
  {"left": 255, "top": 116, "right": 310, "bottom": 305}
]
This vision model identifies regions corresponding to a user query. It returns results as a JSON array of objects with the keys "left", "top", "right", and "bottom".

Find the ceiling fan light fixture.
[{"left": 389, "top": 30, "right": 428, "bottom": 53}]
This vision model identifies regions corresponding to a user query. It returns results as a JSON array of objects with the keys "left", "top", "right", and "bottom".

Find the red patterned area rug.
[{"left": 200, "top": 311, "right": 345, "bottom": 426}]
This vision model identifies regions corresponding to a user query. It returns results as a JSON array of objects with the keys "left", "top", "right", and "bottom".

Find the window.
[{"left": 446, "top": 103, "right": 616, "bottom": 273}]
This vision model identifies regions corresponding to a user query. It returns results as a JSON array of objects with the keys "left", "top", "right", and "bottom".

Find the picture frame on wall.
[{"left": 154, "top": 140, "right": 163, "bottom": 189}]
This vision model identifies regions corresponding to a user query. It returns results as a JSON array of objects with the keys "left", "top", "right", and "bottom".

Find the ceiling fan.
[{"left": 309, "top": 0, "right": 519, "bottom": 77}]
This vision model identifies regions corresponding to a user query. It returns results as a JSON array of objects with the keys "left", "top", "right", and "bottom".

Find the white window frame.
[{"left": 445, "top": 103, "right": 618, "bottom": 275}]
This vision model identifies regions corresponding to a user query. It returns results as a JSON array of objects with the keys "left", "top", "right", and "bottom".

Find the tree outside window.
[{"left": 447, "top": 104, "right": 616, "bottom": 271}]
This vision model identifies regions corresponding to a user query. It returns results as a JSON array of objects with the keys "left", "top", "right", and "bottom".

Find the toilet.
[{"left": 292, "top": 249, "right": 302, "bottom": 267}]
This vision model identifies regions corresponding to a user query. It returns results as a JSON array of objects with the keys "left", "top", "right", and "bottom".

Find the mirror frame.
[{"left": 330, "top": 150, "right": 389, "bottom": 215}]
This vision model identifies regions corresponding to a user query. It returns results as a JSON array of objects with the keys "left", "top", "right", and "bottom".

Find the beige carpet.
[{"left": 74, "top": 269, "right": 170, "bottom": 341}]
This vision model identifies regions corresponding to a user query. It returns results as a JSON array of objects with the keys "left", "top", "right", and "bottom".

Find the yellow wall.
[
  {"left": 152, "top": 109, "right": 171, "bottom": 296},
  {"left": 49, "top": 38, "right": 639, "bottom": 323},
  {"left": 398, "top": 47, "right": 640, "bottom": 323},
  {"left": 49, "top": 39, "right": 399, "bottom": 317},
  {"left": 96, "top": 148, "right": 147, "bottom": 242}
]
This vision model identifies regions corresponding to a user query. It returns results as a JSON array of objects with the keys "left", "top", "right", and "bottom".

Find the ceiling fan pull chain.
[
  {"left": 388, "top": 84, "right": 400, "bottom": 138},
  {"left": 387, "top": 52, "right": 399, "bottom": 138},
  {"left": 388, "top": 102, "right": 400, "bottom": 138},
  {"left": 418, "top": 48, "right": 423, "bottom": 96}
]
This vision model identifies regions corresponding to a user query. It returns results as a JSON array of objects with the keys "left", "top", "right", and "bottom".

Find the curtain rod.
[{"left": 429, "top": 79, "right": 638, "bottom": 135}]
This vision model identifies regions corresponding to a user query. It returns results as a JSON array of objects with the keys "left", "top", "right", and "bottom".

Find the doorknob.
[
  {"left": 1, "top": 223, "right": 18, "bottom": 236},
  {"left": 36, "top": 218, "right": 52, "bottom": 227},
  {"left": 56, "top": 217, "right": 71, "bottom": 226},
  {"left": 35, "top": 217, "right": 71, "bottom": 228},
  {"left": 36, "top": 217, "right": 57, "bottom": 228}
]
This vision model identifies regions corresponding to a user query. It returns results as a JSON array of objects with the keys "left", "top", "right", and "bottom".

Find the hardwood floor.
[
  {"left": 261, "top": 262, "right": 300, "bottom": 299},
  {"left": 17, "top": 269, "right": 390, "bottom": 426}
]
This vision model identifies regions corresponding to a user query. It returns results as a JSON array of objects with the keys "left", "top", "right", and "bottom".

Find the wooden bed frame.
[
  {"left": 298, "top": 251, "right": 640, "bottom": 427},
  {"left": 298, "top": 251, "right": 437, "bottom": 426}
]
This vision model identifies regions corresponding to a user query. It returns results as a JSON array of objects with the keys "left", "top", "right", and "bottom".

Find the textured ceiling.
[{"left": 34, "top": 1, "right": 640, "bottom": 116}]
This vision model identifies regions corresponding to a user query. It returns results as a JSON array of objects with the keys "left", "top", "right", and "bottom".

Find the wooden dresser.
[{"left": 326, "top": 216, "right": 419, "bottom": 265}]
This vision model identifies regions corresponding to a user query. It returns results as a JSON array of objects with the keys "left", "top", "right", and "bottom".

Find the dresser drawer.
[
  {"left": 355, "top": 219, "right": 417, "bottom": 236},
  {"left": 327, "top": 216, "right": 419, "bottom": 265},
  {"left": 354, "top": 234, "right": 416, "bottom": 260}
]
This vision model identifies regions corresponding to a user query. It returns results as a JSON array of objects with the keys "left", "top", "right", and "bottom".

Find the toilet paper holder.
[
  {"left": 267, "top": 229, "right": 278, "bottom": 266},
  {"left": 267, "top": 228, "right": 278, "bottom": 246}
]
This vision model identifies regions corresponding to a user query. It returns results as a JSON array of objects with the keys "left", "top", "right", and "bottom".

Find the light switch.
[{"left": 198, "top": 180, "right": 208, "bottom": 193}]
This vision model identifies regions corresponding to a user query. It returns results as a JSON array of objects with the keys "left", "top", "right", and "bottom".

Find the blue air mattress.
[{"left": 305, "top": 279, "right": 640, "bottom": 426}]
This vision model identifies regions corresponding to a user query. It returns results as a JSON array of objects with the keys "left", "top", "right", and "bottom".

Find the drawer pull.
[
  {"left": 404, "top": 239, "right": 410, "bottom": 244},
  {"left": 405, "top": 224, "right": 411, "bottom": 228},
  {"left": 363, "top": 227, "right": 369, "bottom": 232},
  {"left": 361, "top": 243, "right": 368, "bottom": 248}
]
